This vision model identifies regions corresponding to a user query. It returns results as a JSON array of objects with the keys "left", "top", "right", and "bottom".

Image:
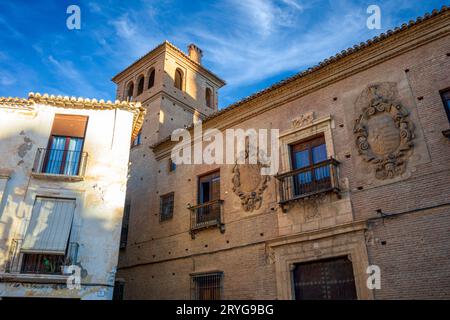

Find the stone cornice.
[
  {"left": 152, "top": 6, "right": 450, "bottom": 156},
  {"left": 0, "top": 92, "right": 146, "bottom": 141},
  {"left": 111, "top": 40, "right": 226, "bottom": 87}
]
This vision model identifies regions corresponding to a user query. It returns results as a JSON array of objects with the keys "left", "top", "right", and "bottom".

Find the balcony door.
[
  {"left": 199, "top": 171, "right": 220, "bottom": 204},
  {"left": 197, "top": 171, "right": 220, "bottom": 225},
  {"left": 44, "top": 114, "right": 88, "bottom": 176},
  {"left": 45, "top": 136, "right": 84, "bottom": 175},
  {"left": 290, "top": 135, "right": 330, "bottom": 196}
]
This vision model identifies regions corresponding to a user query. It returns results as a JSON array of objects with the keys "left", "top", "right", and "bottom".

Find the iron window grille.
[{"left": 191, "top": 272, "right": 223, "bottom": 300}]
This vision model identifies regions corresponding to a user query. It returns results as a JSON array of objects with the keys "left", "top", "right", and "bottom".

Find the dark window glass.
[
  {"left": 290, "top": 135, "right": 330, "bottom": 196},
  {"left": 160, "top": 193, "right": 174, "bottom": 221}
]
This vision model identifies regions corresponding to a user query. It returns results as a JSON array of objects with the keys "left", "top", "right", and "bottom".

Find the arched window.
[
  {"left": 174, "top": 68, "right": 183, "bottom": 91},
  {"left": 137, "top": 76, "right": 145, "bottom": 96},
  {"left": 148, "top": 68, "right": 155, "bottom": 89},
  {"left": 126, "top": 82, "right": 134, "bottom": 101},
  {"left": 205, "top": 88, "right": 213, "bottom": 108}
]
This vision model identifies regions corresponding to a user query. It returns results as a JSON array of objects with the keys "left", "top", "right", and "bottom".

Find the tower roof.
[{"left": 111, "top": 40, "right": 226, "bottom": 86}]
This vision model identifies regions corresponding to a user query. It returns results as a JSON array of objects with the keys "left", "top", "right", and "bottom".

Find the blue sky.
[{"left": 0, "top": 0, "right": 447, "bottom": 108}]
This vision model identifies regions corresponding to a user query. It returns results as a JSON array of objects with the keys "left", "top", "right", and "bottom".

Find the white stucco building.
[{"left": 0, "top": 93, "right": 145, "bottom": 299}]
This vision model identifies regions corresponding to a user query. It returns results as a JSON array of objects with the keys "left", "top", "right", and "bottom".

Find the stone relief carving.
[
  {"left": 353, "top": 83, "right": 414, "bottom": 179},
  {"left": 292, "top": 111, "right": 314, "bottom": 128},
  {"left": 232, "top": 146, "right": 270, "bottom": 212}
]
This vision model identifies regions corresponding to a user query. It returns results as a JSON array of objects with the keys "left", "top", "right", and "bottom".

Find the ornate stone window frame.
[{"left": 279, "top": 113, "right": 336, "bottom": 173}]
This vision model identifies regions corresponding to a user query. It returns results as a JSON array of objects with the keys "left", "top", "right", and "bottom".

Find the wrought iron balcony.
[
  {"left": 188, "top": 199, "right": 225, "bottom": 238},
  {"left": 4, "top": 239, "right": 79, "bottom": 276},
  {"left": 275, "top": 158, "right": 340, "bottom": 209},
  {"left": 32, "top": 148, "right": 88, "bottom": 180}
]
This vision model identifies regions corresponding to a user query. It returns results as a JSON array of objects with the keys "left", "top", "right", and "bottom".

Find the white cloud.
[
  {"left": 111, "top": 14, "right": 137, "bottom": 39},
  {"left": 47, "top": 55, "right": 108, "bottom": 98},
  {"left": 0, "top": 71, "right": 16, "bottom": 86}
]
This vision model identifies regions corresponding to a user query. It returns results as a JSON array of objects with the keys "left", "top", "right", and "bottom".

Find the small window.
[
  {"left": 205, "top": 88, "right": 213, "bottom": 108},
  {"left": 441, "top": 89, "right": 450, "bottom": 122},
  {"left": 168, "top": 158, "right": 176, "bottom": 172},
  {"left": 120, "top": 201, "right": 131, "bottom": 249},
  {"left": 148, "top": 68, "right": 155, "bottom": 89},
  {"left": 137, "top": 76, "right": 145, "bottom": 96},
  {"left": 160, "top": 192, "right": 174, "bottom": 221},
  {"left": 126, "top": 82, "right": 134, "bottom": 101},
  {"left": 191, "top": 272, "right": 223, "bottom": 300},
  {"left": 174, "top": 68, "right": 183, "bottom": 91},
  {"left": 131, "top": 130, "right": 142, "bottom": 148}
]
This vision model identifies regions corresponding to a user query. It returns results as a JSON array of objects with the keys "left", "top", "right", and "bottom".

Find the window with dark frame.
[
  {"left": 160, "top": 192, "right": 174, "bottom": 221},
  {"left": 43, "top": 114, "right": 88, "bottom": 176},
  {"left": 441, "top": 88, "right": 450, "bottom": 122},
  {"left": 290, "top": 134, "right": 330, "bottom": 196},
  {"left": 198, "top": 171, "right": 220, "bottom": 204},
  {"left": 120, "top": 201, "right": 131, "bottom": 249},
  {"left": 191, "top": 272, "right": 223, "bottom": 300}
]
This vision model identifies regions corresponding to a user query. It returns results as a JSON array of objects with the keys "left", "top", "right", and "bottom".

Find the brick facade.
[{"left": 116, "top": 9, "right": 450, "bottom": 299}]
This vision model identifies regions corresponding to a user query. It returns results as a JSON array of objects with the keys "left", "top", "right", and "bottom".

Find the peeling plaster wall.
[{"left": 0, "top": 104, "right": 134, "bottom": 299}]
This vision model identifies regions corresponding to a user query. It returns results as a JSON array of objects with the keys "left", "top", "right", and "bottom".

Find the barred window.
[
  {"left": 160, "top": 192, "right": 174, "bottom": 221},
  {"left": 191, "top": 272, "right": 223, "bottom": 300}
]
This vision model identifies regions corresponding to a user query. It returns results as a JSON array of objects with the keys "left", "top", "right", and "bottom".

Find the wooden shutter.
[{"left": 51, "top": 114, "right": 88, "bottom": 138}]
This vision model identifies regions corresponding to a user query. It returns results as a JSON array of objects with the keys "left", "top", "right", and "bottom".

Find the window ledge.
[
  {"left": 442, "top": 129, "right": 450, "bottom": 138},
  {"left": 31, "top": 172, "right": 84, "bottom": 182},
  {"left": 0, "top": 272, "right": 69, "bottom": 284}
]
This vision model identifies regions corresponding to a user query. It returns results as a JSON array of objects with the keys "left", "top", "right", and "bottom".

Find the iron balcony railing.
[
  {"left": 188, "top": 199, "right": 225, "bottom": 238},
  {"left": 32, "top": 148, "right": 88, "bottom": 178},
  {"left": 275, "top": 158, "right": 340, "bottom": 205},
  {"left": 4, "top": 239, "right": 79, "bottom": 275}
]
